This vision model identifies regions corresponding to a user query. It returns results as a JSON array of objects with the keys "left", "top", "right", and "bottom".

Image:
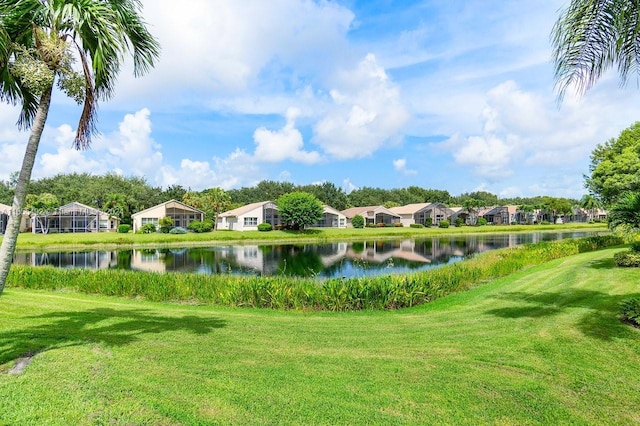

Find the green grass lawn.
[
  {"left": 1, "top": 247, "right": 638, "bottom": 425},
  {"left": 6, "top": 222, "right": 607, "bottom": 250}
]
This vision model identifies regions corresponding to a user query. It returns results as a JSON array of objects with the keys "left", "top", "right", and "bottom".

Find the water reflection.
[{"left": 12, "top": 232, "right": 596, "bottom": 278}]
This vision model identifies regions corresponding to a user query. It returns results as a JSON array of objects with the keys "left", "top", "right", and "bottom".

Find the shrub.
[
  {"left": 439, "top": 220, "right": 450, "bottom": 228},
  {"left": 137, "top": 223, "right": 157, "bottom": 234},
  {"left": 377, "top": 222, "right": 387, "bottom": 228},
  {"left": 541, "top": 221, "right": 551, "bottom": 225},
  {"left": 620, "top": 298, "right": 640, "bottom": 326},
  {"left": 366, "top": 223, "right": 376, "bottom": 228},
  {"left": 614, "top": 250, "right": 640, "bottom": 267},
  {"left": 257, "top": 223, "right": 273, "bottom": 232},
  {"left": 424, "top": 217, "right": 433, "bottom": 227},
  {"left": 187, "top": 220, "right": 213, "bottom": 233},
  {"left": 630, "top": 241, "right": 640, "bottom": 253},
  {"left": 454, "top": 218, "right": 464, "bottom": 227},
  {"left": 117, "top": 224, "right": 130, "bottom": 234},
  {"left": 169, "top": 226, "right": 187, "bottom": 234},
  {"left": 158, "top": 216, "right": 174, "bottom": 233},
  {"left": 394, "top": 222, "right": 403, "bottom": 227},
  {"left": 351, "top": 215, "right": 365, "bottom": 229},
  {"left": 410, "top": 223, "right": 424, "bottom": 228},
  {"left": 477, "top": 217, "right": 488, "bottom": 226}
]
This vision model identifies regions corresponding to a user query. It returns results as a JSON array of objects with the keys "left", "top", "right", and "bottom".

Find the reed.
[{"left": 7, "top": 235, "right": 623, "bottom": 311}]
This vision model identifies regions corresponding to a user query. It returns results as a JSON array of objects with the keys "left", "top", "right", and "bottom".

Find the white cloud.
[
  {"left": 393, "top": 158, "right": 417, "bottom": 176},
  {"left": 313, "top": 54, "right": 410, "bottom": 159},
  {"left": 253, "top": 107, "right": 322, "bottom": 164},
  {"left": 98, "top": 108, "right": 163, "bottom": 177},
  {"left": 342, "top": 178, "right": 358, "bottom": 194},
  {"left": 114, "top": 0, "right": 355, "bottom": 104},
  {"left": 37, "top": 124, "right": 104, "bottom": 177},
  {"left": 0, "top": 104, "right": 28, "bottom": 180}
]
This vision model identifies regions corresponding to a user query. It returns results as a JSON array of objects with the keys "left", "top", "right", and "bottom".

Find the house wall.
[
  {"left": 237, "top": 207, "right": 265, "bottom": 231},
  {"left": 132, "top": 205, "right": 166, "bottom": 232},
  {"left": 397, "top": 213, "right": 414, "bottom": 227}
]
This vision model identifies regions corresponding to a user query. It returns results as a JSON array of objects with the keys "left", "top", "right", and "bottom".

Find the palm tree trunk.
[{"left": 0, "top": 85, "right": 53, "bottom": 295}]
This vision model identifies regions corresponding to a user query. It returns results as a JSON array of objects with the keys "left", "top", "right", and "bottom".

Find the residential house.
[
  {"left": 131, "top": 200, "right": 204, "bottom": 232},
  {"left": 481, "top": 205, "right": 519, "bottom": 225},
  {"left": 216, "top": 201, "right": 281, "bottom": 231},
  {"left": 341, "top": 206, "right": 401, "bottom": 227},
  {"left": 0, "top": 202, "right": 30, "bottom": 234},
  {"left": 313, "top": 205, "right": 347, "bottom": 228},
  {"left": 569, "top": 207, "right": 608, "bottom": 223},
  {"left": 389, "top": 203, "right": 454, "bottom": 227},
  {"left": 449, "top": 206, "right": 494, "bottom": 225},
  {"left": 31, "top": 201, "right": 119, "bottom": 233}
]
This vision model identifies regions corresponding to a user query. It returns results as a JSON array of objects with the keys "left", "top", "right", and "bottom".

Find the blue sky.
[{"left": 2, "top": 0, "right": 640, "bottom": 198}]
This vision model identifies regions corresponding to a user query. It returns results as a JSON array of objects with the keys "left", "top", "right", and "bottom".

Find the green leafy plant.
[
  {"left": 621, "top": 298, "right": 640, "bottom": 326},
  {"left": 425, "top": 217, "right": 433, "bottom": 227},
  {"left": 158, "top": 216, "right": 173, "bottom": 233},
  {"left": 187, "top": 220, "right": 213, "bottom": 233},
  {"left": 439, "top": 220, "right": 450, "bottom": 229},
  {"left": 257, "top": 223, "right": 273, "bottom": 232},
  {"left": 613, "top": 250, "right": 640, "bottom": 267},
  {"left": 138, "top": 223, "right": 157, "bottom": 234},
  {"left": 477, "top": 217, "right": 488, "bottom": 226},
  {"left": 410, "top": 223, "right": 424, "bottom": 228},
  {"left": 455, "top": 218, "right": 464, "bottom": 227},
  {"left": 117, "top": 224, "right": 130, "bottom": 234},
  {"left": 351, "top": 215, "right": 365, "bottom": 229}
]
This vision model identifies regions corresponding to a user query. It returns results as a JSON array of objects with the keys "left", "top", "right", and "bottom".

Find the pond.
[{"left": 11, "top": 231, "right": 601, "bottom": 278}]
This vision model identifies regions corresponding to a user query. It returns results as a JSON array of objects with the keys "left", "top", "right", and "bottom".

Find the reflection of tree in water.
[
  {"left": 114, "top": 250, "right": 133, "bottom": 270},
  {"left": 276, "top": 245, "right": 324, "bottom": 277},
  {"left": 13, "top": 232, "right": 596, "bottom": 278}
]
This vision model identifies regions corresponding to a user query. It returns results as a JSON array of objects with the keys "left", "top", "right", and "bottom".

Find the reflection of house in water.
[{"left": 13, "top": 251, "right": 119, "bottom": 269}]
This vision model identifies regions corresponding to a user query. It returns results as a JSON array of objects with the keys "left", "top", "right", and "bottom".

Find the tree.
[
  {"left": 607, "top": 191, "right": 640, "bottom": 230},
  {"left": 161, "top": 185, "right": 188, "bottom": 203},
  {"left": 517, "top": 204, "right": 536, "bottom": 224},
  {"left": 297, "top": 182, "right": 350, "bottom": 211},
  {"left": 277, "top": 192, "right": 323, "bottom": 231},
  {"left": 25, "top": 192, "right": 59, "bottom": 234},
  {"left": 0, "top": 0, "right": 159, "bottom": 295},
  {"left": 585, "top": 122, "right": 640, "bottom": 204},
  {"left": 462, "top": 198, "right": 485, "bottom": 226},
  {"left": 541, "top": 197, "right": 574, "bottom": 224},
  {"left": 351, "top": 214, "right": 365, "bottom": 229},
  {"left": 552, "top": 0, "right": 640, "bottom": 98},
  {"left": 183, "top": 188, "right": 231, "bottom": 229},
  {"left": 580, "top": 194, "right": 603, "bottom": 221}
]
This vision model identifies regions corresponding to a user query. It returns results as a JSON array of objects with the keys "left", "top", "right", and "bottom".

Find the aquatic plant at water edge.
[{"left": 6, "top": 235, "right": 623, "bottom": 311}]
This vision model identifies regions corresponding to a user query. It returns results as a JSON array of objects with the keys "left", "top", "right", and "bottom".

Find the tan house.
[
  {"left": 131, "top": 200, "right": 204, "bottom": 232},
  {"left": 482, "top": 205, "right": 519, "bottom": 225},
  {"left": 389, "top": 203, "right": 454, "bottom": 226},
  {"left": 313, "top": 205, "right": 347, "bottom": 228},
  {"left": 341, "top": 205, "right": 401, "bottom": 227},
  {"left": 216, "top": 201, "right": 281, "bottom": 231},
  {"left": 0, "top": 202, "right": 31, "bottom": 234},
  {"left": 31, "top": 201, "right": 119, "bottom": 233}
]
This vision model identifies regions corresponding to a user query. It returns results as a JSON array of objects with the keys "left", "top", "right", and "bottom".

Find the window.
[
  {"left": 141, "top": 218, "right": 159, "bottom": 226},
  {"left": 244, "top": 217, "right": 258, "bottom": 226}
]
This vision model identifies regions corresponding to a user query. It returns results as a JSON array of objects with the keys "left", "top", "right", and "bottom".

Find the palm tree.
[
  {"left": 608, "top": 191, "right": 640, "bottom": 230},
  {"left": 552, "top": 0, "right": 640, "bottom": 98},
  {"left": 580, "top": 194, "right": 603, "bottom": 222},
  {"left": 0, "top": 0, "right": 160, "bottom": 295}
]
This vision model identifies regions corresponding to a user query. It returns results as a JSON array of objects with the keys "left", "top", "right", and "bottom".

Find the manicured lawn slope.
[{"left": 1, "top": 247, "right": 638, "bottom": 425}]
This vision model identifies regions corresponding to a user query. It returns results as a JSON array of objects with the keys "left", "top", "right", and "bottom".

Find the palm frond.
[{"left": 552, "top": 0, "right": 640, "bottom": 99}]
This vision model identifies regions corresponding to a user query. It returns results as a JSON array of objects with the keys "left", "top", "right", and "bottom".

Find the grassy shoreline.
[
  {"left": 4, "top": 223, "right": 607, "bottom": 251},
  {"left": 7, "top": 235, "right": 622, "bottom": 311},
  {"left": 1, "top": 246, "right": 638, "bottom": 424}
]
